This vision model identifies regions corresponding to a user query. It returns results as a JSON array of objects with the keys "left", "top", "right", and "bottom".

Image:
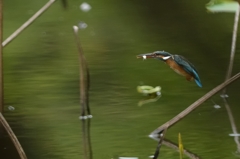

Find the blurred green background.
[{"left": 1, "top": 0, "right": 240, "bottom": 158}]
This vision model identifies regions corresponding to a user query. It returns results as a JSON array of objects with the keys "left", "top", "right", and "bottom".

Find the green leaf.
[{"left": 206, "top": 0, "right": 239, "bottom": 13}]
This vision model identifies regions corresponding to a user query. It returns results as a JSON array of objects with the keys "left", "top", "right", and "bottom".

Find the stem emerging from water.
[{"left": 222, "top": 3, "right": 240, "bottom": 94}]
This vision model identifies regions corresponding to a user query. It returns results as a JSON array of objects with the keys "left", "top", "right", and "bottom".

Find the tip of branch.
[{"left": 73, "top": 25, "right": 79, "bottom": 33}]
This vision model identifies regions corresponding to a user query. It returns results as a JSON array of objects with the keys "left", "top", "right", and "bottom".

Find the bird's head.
[{"left": 137, "top": 51, "right": 173, "bottom": 61}]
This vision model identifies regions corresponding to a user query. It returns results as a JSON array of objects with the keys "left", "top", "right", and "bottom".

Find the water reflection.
[{"left": 81, "top": 119, "right": 92, "bottom": 159}]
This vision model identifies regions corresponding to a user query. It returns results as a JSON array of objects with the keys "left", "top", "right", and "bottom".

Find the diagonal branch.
[
  {"left": 150, "top": 72, "right": 240, "bottom": 135},
  {"left": 2, "top": 0, "right": 56, "bottom": 47}
]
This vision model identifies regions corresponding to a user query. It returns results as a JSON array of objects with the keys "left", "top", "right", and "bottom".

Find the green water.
[{"left": 1, "top": 0, "right": 240, "bottom": 159}]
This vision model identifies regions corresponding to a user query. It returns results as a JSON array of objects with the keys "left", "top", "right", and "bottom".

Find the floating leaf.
[
  {"left": 137, "top": 85, "right": 161, "bottom": 94},
  {"left": 206, "top": 0, "right": 239, "bottom": 13},
  {"left": 137, "top": 85, "right": 161, "bottom": 106}
]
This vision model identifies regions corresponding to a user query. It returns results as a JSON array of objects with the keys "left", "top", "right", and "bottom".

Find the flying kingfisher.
[{"left": 137, "top": 51, "right": 202, "bottom": 87}]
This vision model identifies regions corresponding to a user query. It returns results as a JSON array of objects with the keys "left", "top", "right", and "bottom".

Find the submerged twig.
[
  {"left": 0, "top": 0, "right": 3, "bottom": 113},
  {"left": 2, "top": 0, "right": 56, "bottom": 47},
  {"left": 163, "top": 140, "right": 200, "bottom": 159},
  {"left": 0, "top": 113, "right": 27, "bottom": 159},
  {"left": 222, "top": 3, "right": 240, "bottom": 94},
  {"left": 149, "top": 135, "right": 200, "bottom": 159},
  {"left": 151, "top": 72, "right": 240, "bottom": 134},
  {"left": 73, "top": 26, "right": 91, "bottom": 117}
]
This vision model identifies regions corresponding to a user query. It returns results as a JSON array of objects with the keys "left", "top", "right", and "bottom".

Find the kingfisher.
[{"left": 137, "top": 51, "right": 202, "bottom": 87}]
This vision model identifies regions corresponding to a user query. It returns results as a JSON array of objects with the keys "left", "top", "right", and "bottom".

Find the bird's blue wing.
[{"left": 173, "top": 55, "right": 202, "bottom": 87}]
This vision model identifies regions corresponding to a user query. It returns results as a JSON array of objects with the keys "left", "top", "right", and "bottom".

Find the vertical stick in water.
[
  {"left": 0, "top": 0, "right": 3, "bottom": 113},
  {"left": 221, "top": 3, "right": 240, "bottom": 153},
  {"left": 73, "top": 26, "right": 86, "bottom": 117},
  {"left": 73, "top": 26, "right": 92, "bottom": 159},
  {"left": 73, "top": 25, "right": 91, "bottom": 117}
]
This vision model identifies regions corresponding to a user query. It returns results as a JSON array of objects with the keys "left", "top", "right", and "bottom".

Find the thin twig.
[
  {"left": 221, "top": 3, "right": 240, "bottom": 153},
  {"left": 73, "top": 26, "right": 86, "bottom": 117},
  {"left": 2, "top": 0, "right": 56, "bottom": 47},
  {"left": 73, "top": 26, "right": 91, "bottom": 117},
  {"left": 222, "top": 3, "right": 240, "bottom": 94},
  {"left": 151, "top": 72, "right": 240, "bottom": 134},
  {"left": 0, "top": 0, "right": 3, "bottom": 113},
  {"left": 0, "top": 113, "right": 27, "bottom": 159}
]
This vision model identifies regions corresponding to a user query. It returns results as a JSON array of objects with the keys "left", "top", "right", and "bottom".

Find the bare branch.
[
  {"left": 151, "top": 72, "right": 240, "bottom": 134},
  {"left": 73, "top": 26, "right": 91, "bottom": 117},
  {"left": 2, "top": 0, "right": 56, "bottom": 47},
  {"left": 0, "top": 113, "right": 27, "bottom": 159}
]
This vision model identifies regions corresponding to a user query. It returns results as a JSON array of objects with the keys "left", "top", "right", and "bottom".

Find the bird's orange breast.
[{"left": 165, "top": 59, "right": 193, "bottom": 81}]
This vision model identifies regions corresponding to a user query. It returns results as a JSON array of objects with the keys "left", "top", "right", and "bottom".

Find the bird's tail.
[
  {"left": 192, "top": 69, "right": 202, "bottom": 87},
  {"left": 195, "top": 78, "right": 202, "bottom": 87}
]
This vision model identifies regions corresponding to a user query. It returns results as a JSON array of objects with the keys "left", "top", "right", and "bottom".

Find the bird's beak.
[{"left": 136, "top": 53, "right": 156, "bottom": 59}]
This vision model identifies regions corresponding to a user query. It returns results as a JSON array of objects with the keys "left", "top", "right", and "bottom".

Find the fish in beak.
[{"left": 136, "top": 53, "right": 156, "bottom": 60}]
